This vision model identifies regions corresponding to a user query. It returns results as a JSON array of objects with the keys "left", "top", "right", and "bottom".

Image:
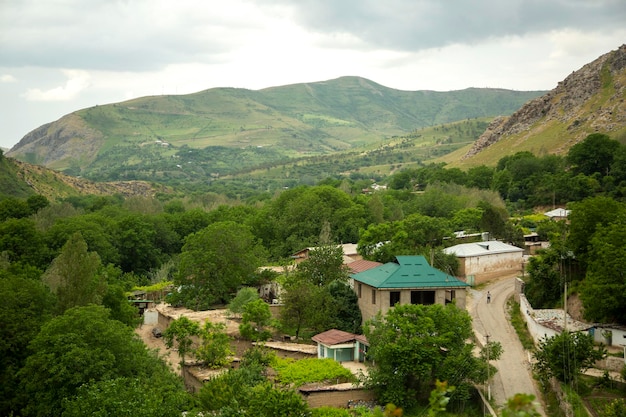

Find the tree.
[
  {"left": 523, "top": 247, "right": 564, "bottom": 309},
  {"left": 42, "top": 232, "right": 106, "bottom": 314},
  {"left": 61, "top": 374, "right": 191, "bottom": 417},
  {"left": 579, "top": 221, "right": 626, "bottom": 323},
  {"left": 18, "top": 305, "right": 171, "bottom": 417},
  {"left": 197, "top": 347, "right": 272, "bottom": 414},
  {"left": 364, "top": 303, "right": 488, "bottom": 409},
  {"left": 533, "top": 331, "right": 606, "bottom": 385},
  {"left": 567, "top": 197, "right": 626, "bottom": 266},
  {"left": 567, "top": 133, "right": 620, "bottom": 177},
  {"left": 114, "top": 213, "right": 162, "bottom": 275},
  {"left": 195, "top": 321, "right": 233, "bottom": 368},
  {"left": 45, "top": 214, "right": 120, "bottom": 266},
  {"left": 239, "top": 299, "right": 273, "bottom": 341},
  {"left": 0, "top": 276, "right": 55, "bottom": 415},
  {"left": 228, "top": 286, "right": 260, "bottom": 316},
  {"left": 175, "top": 221, "right": 267, "bottom": 309},
  {"left": 280, "top": 272, "right": 338, "bottom": 339},
  {"left": 245, "top": 382, "right": 309, "bottom": 417},
  {"left": 163, "top": 316, "right": 201, "bottom": 367},
  {"left": 0, "top": 217, "right": 48, "bottom": 268},
  {"left": 328, "top": 280, "right": 362, "bottom": 334},
  {"left": 26, "top": 194, "right": 50, "bottom": 214},
  {"left": 296, "top": 244, "right": 348, "bottom": 287}
]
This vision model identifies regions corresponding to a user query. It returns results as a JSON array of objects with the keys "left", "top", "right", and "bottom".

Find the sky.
[{"left": 1, "top": 0, "right": 625, "bottom": 150}]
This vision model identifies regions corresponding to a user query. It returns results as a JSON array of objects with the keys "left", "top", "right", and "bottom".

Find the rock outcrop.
[{"left": 463, "top": 44, "right": 626, "bottom": 159}]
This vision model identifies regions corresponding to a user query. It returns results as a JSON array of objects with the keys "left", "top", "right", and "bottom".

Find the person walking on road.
[{"left": 486, "top": 291, "right": 491, "bottom": 304}]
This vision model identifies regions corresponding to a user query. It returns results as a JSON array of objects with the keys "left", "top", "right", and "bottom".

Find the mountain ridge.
[
  {"left": 439, "top": 44, "right": 626, "bottom": 167},
  {"left": 7, "top": 76, "right": 544, "bottom": 176}
]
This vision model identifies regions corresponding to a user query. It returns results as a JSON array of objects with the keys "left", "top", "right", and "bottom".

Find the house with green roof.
[{"left": 351, "top": 255, "right": 470, "bottom": 323}]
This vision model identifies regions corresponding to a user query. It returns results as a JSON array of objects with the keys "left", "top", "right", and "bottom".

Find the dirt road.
[{"left": 469, "top": 276, "right": 546, "bottom": 416}]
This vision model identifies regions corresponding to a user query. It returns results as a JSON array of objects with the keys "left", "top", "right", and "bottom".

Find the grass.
[
  {"left": 507, "top": 298, "right": 536, "bottom": 351},
  {"left": 270, "top": 357, "right": 356, "bottom": 387}
]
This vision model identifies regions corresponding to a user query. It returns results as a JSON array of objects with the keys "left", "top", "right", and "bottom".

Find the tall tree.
[
  {"left": 364, "top": 303, "right": 490, "bottom": 409},
  {"left": 567, "top": 197, "right": 626, "bottom": 266},
  {"left": 579, "top": 221, "right": 626, "bottom": 323},
  {"left": 567, "top": 133, "right": 620, "bottom": 177},
  {"left": 42, "top": 232, "right": 106, "bottom": 314},
  {"left": 0, "top": 276, "right": 55, "bottom": 415},
  {"left": 239, "top": 299, "right": 273, "bottom": 341},
  {"left": 296, "top": 244, "right": 348, "bottom": 287},
  {"left": 175, "top": 221, "right": 267, "bottom": 309}
]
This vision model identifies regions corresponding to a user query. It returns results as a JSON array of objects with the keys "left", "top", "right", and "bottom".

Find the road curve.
[{"left": 468, "top": 276, "right": 546, "bottom": 416}]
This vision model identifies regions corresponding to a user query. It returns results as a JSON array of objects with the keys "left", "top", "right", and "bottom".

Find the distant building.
[
  {"left": 544, "top": 208, "right": 570, "bottom": 221},
  {"left": 443, "top": 240, "right": 524, "bottom": 285}
]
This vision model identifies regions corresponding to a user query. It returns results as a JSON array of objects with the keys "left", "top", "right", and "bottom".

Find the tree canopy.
[
  {"left": 174, "top": 221, "right": 268, "bottom": 309},
  {"left": 364, "top": 303, "right": 491, "bottom": 409}
]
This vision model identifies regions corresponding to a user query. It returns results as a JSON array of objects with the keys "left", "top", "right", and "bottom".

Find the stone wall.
[{"left": 300, "top": 385, "right": 376, "bottom": 408}]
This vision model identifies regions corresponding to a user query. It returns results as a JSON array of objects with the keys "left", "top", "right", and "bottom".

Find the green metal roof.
[{"left": 351, "top": 255, "right": 469, "bottom": 289}]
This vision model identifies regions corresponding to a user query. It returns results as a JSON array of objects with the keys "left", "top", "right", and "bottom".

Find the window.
[
  {"left": 371, "top": 289, "right": 376, "bottom": 304},
  {"left": 411, "top": 290, "right": 435, "bottom": 305},
  {"left": 390, "top": 291, "right": 401, "bottom": 306},
  {"left": 358, "top": 283, "right": 362, "bottom": 298}
]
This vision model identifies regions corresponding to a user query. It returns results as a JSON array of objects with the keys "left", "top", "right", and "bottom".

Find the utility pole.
[{"left": 485, "top": 334, "right": 491, "bottom": 401}]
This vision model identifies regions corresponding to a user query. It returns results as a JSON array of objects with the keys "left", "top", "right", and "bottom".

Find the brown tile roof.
[
  {"left": 348, "top": 259, "right": 382, "bottom": 274},
  {"left": 312, "top": 329, "right": 368, "bottom": 346}
]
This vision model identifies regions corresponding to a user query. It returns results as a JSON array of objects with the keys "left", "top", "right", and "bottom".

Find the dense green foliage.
[
  {"left": 279, "top": 244, "right": 362, "bottom": 337},
  {"left": 1, "top": 131, "right": 626, "bottom": 415},
  {"left": 18, "top": 305, "right": 190, "bottom": 417},
  {"left": 239, "top": 298, "right": 273, "bottom": 341},
  {"left": 172, "top": 221, "right": 268, "bottom": 309},
  {"left": 195, "top": 321, "right": 233, "bottom": 369},
  {"left": 364, "top": 303, "right": 492, "bottom": 409},
  {"left": 163, "top": 316, "right": 201, "bottom": 366},
  {"left": 271, "top": 357, "right": 356, "bottom": 386},
  {"left": 197, "top": 347, "right": 309, "bottom": 416},
  {"left": 533, "top": 331, "right": 606, "bottom": 385}
]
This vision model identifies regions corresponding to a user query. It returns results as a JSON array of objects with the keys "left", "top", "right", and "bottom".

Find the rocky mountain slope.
[
  {"left": 460, "top": 44, "right": 626, "bottom": 163},
  {"left": 0, "top": 153, "right": 162, "bottom": 201}
]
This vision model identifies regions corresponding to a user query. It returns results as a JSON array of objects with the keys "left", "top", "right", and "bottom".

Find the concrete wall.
[
  {"left": 459, "top": 252, "right": 524, "bottom": 284},
  {"left": 519, "top": 294, "right": 559, "bottom": 342}
]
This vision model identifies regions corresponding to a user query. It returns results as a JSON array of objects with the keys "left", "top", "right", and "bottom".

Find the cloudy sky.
[{"left": 1, "top": 0, "right": 625, "bottom": 149}]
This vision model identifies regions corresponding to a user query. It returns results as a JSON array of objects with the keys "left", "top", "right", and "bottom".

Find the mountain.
[
  {"left": 0, "top": 152, "right": 161, "bottom": 201},
  {"left": 439, "top": 44, "right": 626, "bottom": 168},
  {"left": 7, "top": 77, "right": 543, "bottom": 184}
]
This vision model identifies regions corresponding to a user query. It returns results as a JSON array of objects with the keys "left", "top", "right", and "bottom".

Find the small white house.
[{"left": 312, "top": 329, "right": 369, "bottom": 363}]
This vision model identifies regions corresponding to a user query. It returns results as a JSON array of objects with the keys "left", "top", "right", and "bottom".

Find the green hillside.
[{"left": 8, "top": 77, "right": 544, "bottom": 187}]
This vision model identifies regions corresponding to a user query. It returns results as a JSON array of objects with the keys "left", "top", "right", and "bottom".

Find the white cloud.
[
  {"left": 0, "top": 0, "right": 625, "bottom": 149},
  {"left": 23, "top": 70, "right": 91, "bottom": 102}
]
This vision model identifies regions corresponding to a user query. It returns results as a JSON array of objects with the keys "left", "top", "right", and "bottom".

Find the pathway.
[{"left": 468, "top": 276, "right": 547, "bottom": 416}]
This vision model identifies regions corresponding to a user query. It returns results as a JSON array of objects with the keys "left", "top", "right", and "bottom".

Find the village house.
[
  {"left": 443, "top": 240, "right": 524, "bottom": 285},
  {"left": 311, "top": 329, "right": 369, "bottom": 363},
  {"left": 351, "top": 255, "right": 470, "bottom": 323},
  {"left": 544, "top": 207, "right": 571, "bottom": 221}
]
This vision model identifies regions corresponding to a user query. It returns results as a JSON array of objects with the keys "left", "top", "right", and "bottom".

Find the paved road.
[{"left": 468, "top": 276, "right": 546, "bottom": 416}]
